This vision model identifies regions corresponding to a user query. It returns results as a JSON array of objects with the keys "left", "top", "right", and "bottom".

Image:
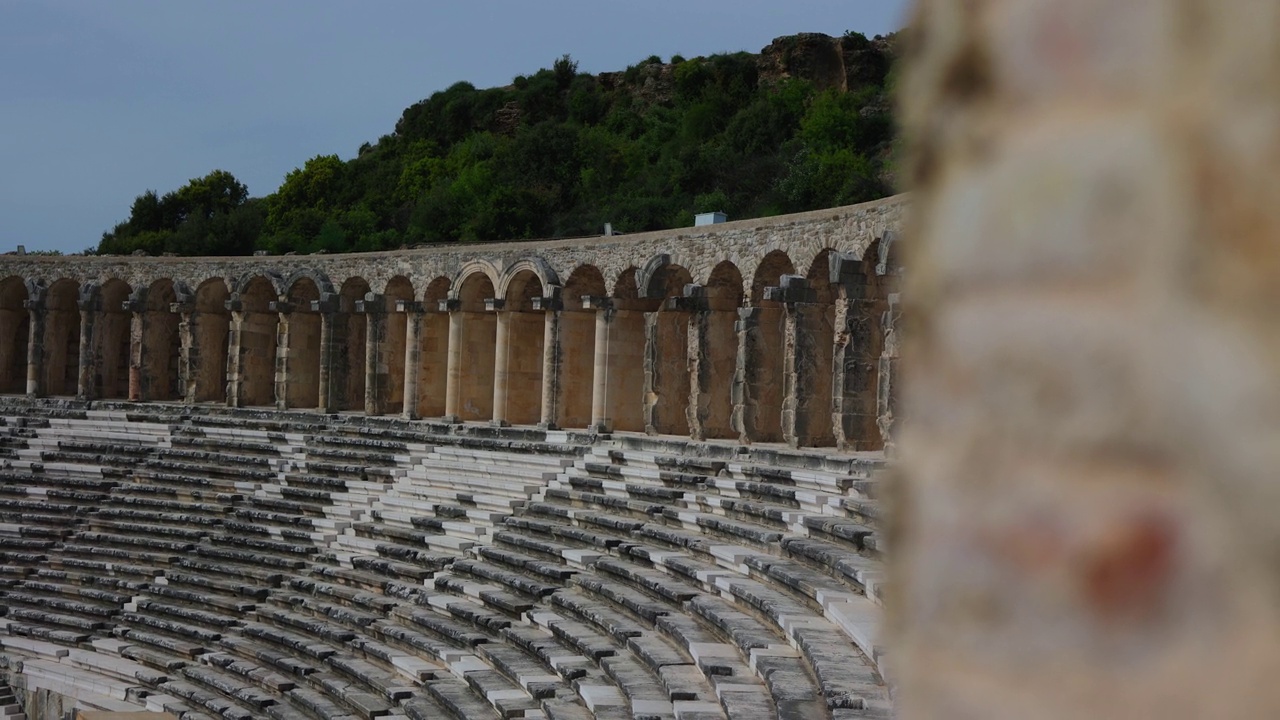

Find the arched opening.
[
  {"left": 416, "top": 277, "right": 452, "bottom": 418},
  {"left": 643, "top": 261, "right": 693, "bottom": 436},
  {"left": 452, "top": 271, "right": 496, "bottom": 422},
  {"left": 194, "top": 279, "right": 230, "bottom": 403},
  {"left": 238, "top": 276, "right": 278, "bottom": 407},
  {"left": 742, "top": 250, "right": 794, "bottom": 443},
  {"left": 381, "top": 276, "right": 415, "bottom": 415},
  {"left": 786, "top": 249, "right": 837, "bottom": 446},
  {"left": 692, "top": 260, "right": 743, "bottom": 439},
  {"left": 43, "top": 280, "right": 79, "bottom": 397},
  {"left": 283, "top": 277, "right": 322, "bottom": 409},
  {"left": 557, "top": 265, "right": 604, "bottom": 429},
  {"left": 497, "top": 268, "right": 545, "bottom": 426},
  {"left": 832, "top": 239, "right": 896, "bottom": 451},
  {"left": 334, "top": 277, "right": 370, "bottom": 411},
  {"left": 142, "top": 279, "right": 182, "bottom": 401},
  {"left": 0, "top": 278, "right": 28, "bottom": 394},
  {"left": 600, "top": 267, "right": 646, "bottom": 433},
  {"left": 96, "top": 279, "right": 132, "bottom": 399}
]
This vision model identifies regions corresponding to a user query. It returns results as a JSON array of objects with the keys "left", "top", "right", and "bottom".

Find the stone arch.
[
  {"left": 739, "top": 250, "right": 795, "bottom": 443},
  {"left": 410, "top": 276, "right": 452, "bottom": 418},
  {"left": 95, "top": 278, "right": 132, "bottom": 399},
  {"left": 612, "top": 267, "right": 639, "bottom": 300},
  {"left": 497, "top": 257, "right": 558, "bottom": 301},
  {"left": 448, "top": 271, "right": 497, "bottom": 421},
  {"left": 774, "top": 247, "right": 837, "bottom": 446},
  {"left": 234, "top": 274, "right": 279, "bottom": 407},
  {"left": 643, "top": 260, "right": 694, "bottom": 436},
  {"left": 42, "top": 279, "right": 80, "bottom": 397},
  {"left": 0, "top": 276, "right": 28, "bottom": 394},
  {"left": 379, "top": 276, "right": 415, "bottom": 415},
  {"left": 141, "top": 278, "right": 182, "bottom": 401},
  {"left": 449, "top": 260, "right": 501, "bottom": 303},
  {"left": 283, "top": 276, "right": 323, "bottom": 409},
  {"left": 550, "top": 264, "right": 605, "bottom": 429},
  {"left": 593, "top": 266, "right": 645, "bottom": 432},
  {"left": 193, "top": 277, "right": 231, "bottom": 403},
  {"left": 495, "top": 268, "right": 545, "bottom": 426},
  {"left": 564, "top": 265, "right": 607, "bottom": 303},
  {"left": 829, "top": 237, "right": 896, "bottom": 451},
  {"left": 332, "top": 276, "right": 370, "bottom": 411},
  {"left": 690, "top": 260, "right": 743, "bottom": 439},
  {"left": 752, "top": 250, "right": 796, "bottom": 304},
  {"left": 282, "top": 269, "right": 335, "bottom": 299},
  {"left": 231, "top": 270, "right": 284, "bottom": 298}
]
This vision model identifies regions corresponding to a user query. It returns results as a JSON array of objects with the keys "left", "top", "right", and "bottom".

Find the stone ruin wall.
[{"left": 0, "top": 195, "right": 906, "bottom": 452}]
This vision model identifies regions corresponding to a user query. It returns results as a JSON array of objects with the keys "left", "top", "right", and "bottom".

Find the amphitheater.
[{"left": 0, "top": 195, "right": 904, "bottom": 719}]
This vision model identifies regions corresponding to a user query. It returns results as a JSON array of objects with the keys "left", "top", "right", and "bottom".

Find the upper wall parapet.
[{"left": 0, "top": 194, "right": 908, "bottom": 302}]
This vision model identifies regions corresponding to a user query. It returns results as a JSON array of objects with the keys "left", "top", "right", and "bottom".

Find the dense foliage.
[{"left": 96, "top": 32, "right": 897, "bottom": 256}]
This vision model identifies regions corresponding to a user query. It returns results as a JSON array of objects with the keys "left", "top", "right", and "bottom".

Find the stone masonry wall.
[{"left": 896, "top": 2, "right": 1280, "bottom": 718}]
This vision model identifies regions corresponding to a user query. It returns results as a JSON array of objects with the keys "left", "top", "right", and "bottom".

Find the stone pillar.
[
  {"left": 75, "top": 288, "right": 100, "bottom": 401},
  {"left": 441, "top": 299, "right": 463, "bottom": 423},
  {"left": 125, "top": 291, "right": 147, "bottom": 401},
  {"left": 767, "top": 276, "right": 834, "bottom": 448},
  {"left": 358, "top": 293, "right": 388, "bottom": 416},
  {"left": 269, "top": 300, "right": 294, "bottom": 410},
  {"left": 732, "top": 306, "right": 763, "bottom": 443},
  {"left": 312, "top": 294, "right": 340, "bottom": 413},
  {"left": 399, "top": 301, "right": 425, "bottom": 420},
  {"left": 224, "top": 296, "right": 246, "bottom": 407},
  {"left": 586, "top": 297, "right": 615, "bottom": 433},
  {"left": 643, "top": 301, "right": 692, "bottom": 437},
  {"left": 488, "top": 298, "right": 510, "bottom": 427},
  {"left": 535, "top": 296, "right": 563, "bottom": 430},
  {"left": 172, "top": 300, "right": 198, "bottom": 404},
  {"left": 24, "top": 289, "right": 46, "bottom": 398},
  {"left": 897, "top": 1, "right": 1280, "bottom": 717},
  {"left": 875, "top": 292, "right": 899, "bottom": 455}
]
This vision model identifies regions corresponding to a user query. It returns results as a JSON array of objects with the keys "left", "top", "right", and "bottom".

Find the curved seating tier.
[{"left": 0, "top": 400, "right": 889, "bottom": 720}]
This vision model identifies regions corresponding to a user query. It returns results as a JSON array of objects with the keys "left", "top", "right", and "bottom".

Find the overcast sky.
[{"left": 0, "top": 0, "right": 910, "bottom": 254}]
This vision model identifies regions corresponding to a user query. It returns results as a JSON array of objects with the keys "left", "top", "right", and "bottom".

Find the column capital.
[
  {"left": 483, "top": 298, "right": 506, "bottom": 312},
  {"left": 269, "top": 300, "right": 296, "bottom": 314},
  {"left": 170, "top": 301, "right": 196, "bottom": 314},
  {"left": 122, "top": 299, "right": 145, "bottom": 313},
  {"left": 396, "top": 300, "right": 425, "bottom": 314},
  {"left": 356, "top": 292, "right": 387, "bottom": 314},
  {"left": 531, "top": 296, "right": 562, "bottom": 311},
  {"left": 311, "top": 292, "right": 340, "bottom": 314},
  {"left": 438, "top": 298, "right": 461, "bottom": 312},
  {"left": 763, "top": 274, "right": 817, "bottom": 305}
]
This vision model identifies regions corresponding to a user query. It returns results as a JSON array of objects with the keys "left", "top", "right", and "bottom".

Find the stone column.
[
  {"left": 172, "top": 299, "right": 198, "bottom": 404},
  {"left": 76, "top": 287, "right": 100, "bottom": 401},
  {"left": 766, "top": 276, "right": 834, "bottom": 448},
  {"left": 224, "top": 296, "right": 246, "bottom": 407},
  {"left": 732, "top": 306, "right": 763, "bottom": 443},
  {"left": 312, "top": 294, "right": 339, "bottom": 413},
  {"left": 124, "top": 290, "right": 147, "bottom": 401},
  {"left": 830, "top": 252, "right": 885, "bottom": 452},
  {"left": 586, "top": 297, "right": 615, "bottom": 433},
  {"left": 488, "top": 298, "right": 510, "bottom": 427},
  {"left": 23, "top": 287, "right": 46, "bottom": 398},
  {"left": 441, "top": 298, "right": 463, "bottom": 423},
  {"left": 399, "top": 301, "right": 425, "bottom": 420},
  {"left": 357, "top": 293, "right": 388, "bottom": 416},
  {"left": 534, "top": 295, "right": 563, "bottom": 430},
  {"left": 875, "top": 292, "right": 899, "bottom": 456},
  {"left": 269, "top": 300, "right": 294, "bottom": 410}
]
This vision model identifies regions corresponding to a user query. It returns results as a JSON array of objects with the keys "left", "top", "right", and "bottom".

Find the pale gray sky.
[{"left": 0, "top": 0, "right": 911, "bottom": 253}]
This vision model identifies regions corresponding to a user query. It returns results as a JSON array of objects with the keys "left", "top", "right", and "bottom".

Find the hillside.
[{"left": 95, "top": 31, "right": 898, "bottom": 257}]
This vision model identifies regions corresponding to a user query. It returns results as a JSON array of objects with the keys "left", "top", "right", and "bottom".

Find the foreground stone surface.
[{"left": 896, "top": 1, "right": 1280, "bottom": 718}]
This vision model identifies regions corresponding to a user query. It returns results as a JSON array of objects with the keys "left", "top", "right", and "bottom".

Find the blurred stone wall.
[{"left": 894, "top": 1, "right": 1280, "bottom": 718}]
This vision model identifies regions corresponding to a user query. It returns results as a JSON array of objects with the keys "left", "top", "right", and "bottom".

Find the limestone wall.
[
  {"left": 896, "top": 1, "right": 1280, "bottom": 717},
  {"left": 0, "top": 197, "right": 906, "bottom": 451}
]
